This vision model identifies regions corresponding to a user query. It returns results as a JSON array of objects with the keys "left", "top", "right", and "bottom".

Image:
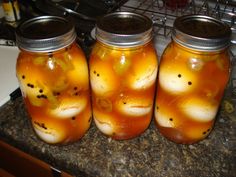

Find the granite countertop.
[{"left": 0, "top": 88, "right": 236, "bottom": 177}]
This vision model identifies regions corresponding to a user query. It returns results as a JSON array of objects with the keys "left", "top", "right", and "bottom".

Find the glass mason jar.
[
  {"left": 15, "top": 16, "right": 92, "bottom": 144},
  {"left": 89, "top": 12, "right": 158, "bottom": 140},
  {"left": 154, "top": 15, "right": 231, "bottom": 144}
]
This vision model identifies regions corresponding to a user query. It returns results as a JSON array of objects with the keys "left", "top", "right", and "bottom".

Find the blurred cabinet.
[{"left": 0, "top": 140, "right": 72, "bottom": 177}]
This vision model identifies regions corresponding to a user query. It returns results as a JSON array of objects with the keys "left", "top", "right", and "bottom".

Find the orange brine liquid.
[
  {"left": 155, "top": 42, "right": 230, "bottom": 144},
  {"left": 90, "top": 42, "right": 158, "bottom": 140},
  {"left": 16, "top": 43, "right": 92, "bottom": 144}
]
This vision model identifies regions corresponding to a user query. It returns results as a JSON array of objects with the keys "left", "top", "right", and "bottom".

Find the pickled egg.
[
  {"left": 19, "top": 79, "right": 51, "bottom": 107},
  {"left": 113, "top": 54, "right": 131, "bottom": 75},
  {"left": 32, "top": 120, "right": 66, "bottom": 144},
  {"left": 93, "top": 110, "right": 115, "bottom": 135},
  {"left": 159, "top": 64, "right": 197, "bottom": 94},
  {"left": 17, "top": 62, "right": 51, "bottom": 106},
  {"left": 90, "top": 60, "right": 119, "bottom": 96},
  {"left": 91, "top": 43, "right": 109, "bottom": 60},
  {"left": 180, "top": 96, "right": 218, "bottom": 122},
  {"left": 67, "top": 56, "right": 89, "bottom": 89},
  {"left": 26, "top": 87, "right": 50, "bottom": 107},
  {"left": 155, "top": 105, "right": 180, "bottom": 128},
  {"left": 115, "top": 96, "right": 152, "bottom": 116},
  {"left": 94, "top": 117, "right": 114, "bottom": 136},
  {"left": 127, "top": 51, "right": 158, "bottom": 90},
  {"left": 49, "top": 96, "right": 87, "bottom": 119}
]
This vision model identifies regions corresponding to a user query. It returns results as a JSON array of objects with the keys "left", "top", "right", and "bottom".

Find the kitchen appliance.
[{"left": 18, "top": 0, "right": 129, "bottom": 49}]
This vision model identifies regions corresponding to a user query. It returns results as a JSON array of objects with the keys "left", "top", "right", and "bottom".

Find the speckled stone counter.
[{"left": 0, "top": 91, "right": 236, "bottom": 177}]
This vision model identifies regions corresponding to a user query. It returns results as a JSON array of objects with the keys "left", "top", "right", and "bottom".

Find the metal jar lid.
[
  {"left": 172, "top": 15, "right": 231, "bottom": 51},
  {"left": 95, "top": 12, "right": 153, "bottom": 47},
  {"left": 15, "top": 16, "right": 77, "bottom": 52}
]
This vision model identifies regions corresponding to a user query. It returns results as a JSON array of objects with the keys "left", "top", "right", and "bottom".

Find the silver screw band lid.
[
  {"left": 15, "top": 16, "right": 77, "bottom": 52},
  {"left": 172, "top": 15, "right": 231, "bottom": 51},
  {"left": 96, "top": 12, "right": 153, "bottom": 47}
]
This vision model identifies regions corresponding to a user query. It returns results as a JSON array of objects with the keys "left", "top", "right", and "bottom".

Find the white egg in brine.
[
  {"left": 155, "top": 106, "right": 179, "bottom": 128},
  {"left": 115, "top": 96, "right": 152, "bottom": 116},
  {"left": 94, "top": 117, "right": 114, "bottom": 136},
  {"left": 32, "top": 121, "right": 66, "bottom": 144},
  {"left": 180, "top": 97, "right": 218, "bottom": 122},
  {"left": 90, "top": 60, "right": 119, "bottom": 96},
  {"left": 127, "top": 52, "right": 158, "bottom": 90},
  {"left": 49, "top": 96, "right": 87, "bottom": 119},
  {"left": 159, "top": 65, "right": 197, "bottom": 94}
]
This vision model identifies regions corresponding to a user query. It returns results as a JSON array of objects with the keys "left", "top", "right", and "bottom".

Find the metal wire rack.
[
  {"left": 118, "top": 0, "right": 236, "bottom": 58},
  {"left": 118, "top": 0, "right": 236, "bottom": 39},
  {"left": 118, "top": 0, "right": 236, "bottom": 98}
]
